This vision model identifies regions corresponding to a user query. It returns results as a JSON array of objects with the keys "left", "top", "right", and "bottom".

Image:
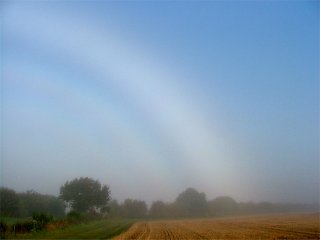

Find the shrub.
[
  {"left": 66, "top": 210, "right": 102, "bottom": 223},
  {"left": 13, "top": 220, "right": 34, "bottom": 233},
  {"left": 84, "top": 208, "right": 102, "bottom": 221},
  {"left": 0, "top": 221, "right": 8, "bottom": 238},
  {"left": 32, "top": 212, "right": 53, "bottom": 230},
  {"left": 66, "top": 211, "right": 83, "bottom": 224},
  {"left": 67, "top": 211, "right": 81, "bottom": 219}
]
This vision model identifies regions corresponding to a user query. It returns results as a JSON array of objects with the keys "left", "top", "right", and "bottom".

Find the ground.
[{"left": 114, "top": 213, "right": 320, "bottom": 239}]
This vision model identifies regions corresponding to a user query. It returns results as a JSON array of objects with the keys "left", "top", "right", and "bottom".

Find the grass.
[
  {"left": 0, "top": 216, "right": 30, "bottom": 224},
  {"left": 6, "top": 219, "right": 134, "bottom": 239}
]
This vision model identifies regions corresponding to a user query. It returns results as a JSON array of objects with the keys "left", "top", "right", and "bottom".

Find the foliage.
[
  {"left": 60, "top": 177, "right": 110, "bottom": 213},
  {"left": 0, "top": 188, "right": 20, "bottom": 217},
  {"left": 149, "top": 201, "right": 167, "bottom": 218},
  {"left": 66, "top": 211, "right": 82, "bottom": 221},
  {"left": 0, "top": 188, "right": 65, "bottom": 218},
  {"left": 208, "top": 196, "right": 238, "bottom": 216},
  {"left": 32, "top": 212, "right": 53, "bottom": 230},
  {"left": 121, "top": 199, "right": 147, "bottom": 218},
  {"left": 107, "top": 199, "right": 148, "bottom": 218},
  {"left": 19, "top": 191, "right": 65, "bottom": 218},
  {"left": 2, "top": 184, "right": 315, "bottom": 225},
  {"left": 106, "top": 200, "right": 122, "bottom": 217},
  {"left": 175, "top": 188, "right": 207, "bottom": 217},
  {"left": 0, "top": 212, "right": 53, "bottom": 237},
  {"left": 6, "top": 219, "right": 134, "bottom": 239},
  {"left": 13, "top": 220, "right": 35, "bottom": 233},
  {"left": 0, "top": 221, "right": 8, "bottom": 238}
]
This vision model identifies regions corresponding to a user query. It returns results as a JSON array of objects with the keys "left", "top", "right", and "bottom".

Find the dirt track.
[{"left": 113, "top": 213, "right": 320, "bottom": 239}]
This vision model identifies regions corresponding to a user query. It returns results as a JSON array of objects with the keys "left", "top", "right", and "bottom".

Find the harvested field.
[{"left": 114, "top": 213, "right": 320, "bottom": 239}]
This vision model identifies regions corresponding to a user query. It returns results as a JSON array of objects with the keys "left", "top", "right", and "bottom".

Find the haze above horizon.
[{"left": 1, "top": 1, "right": 319, "bottom": 204}]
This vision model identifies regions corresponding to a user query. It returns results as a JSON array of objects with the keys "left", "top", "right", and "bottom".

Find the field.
[
  {"left": 3, "top": 213, "right": 319, "bottom": 239},
  {"left": 5, "top": 219, "right": 134, "bottom": 239},
  {"left": 0, "top": 216, "right": 29, "bottom": 225},
  {"left": 114, "top": 213, "right": 320, "bottom": 239}
]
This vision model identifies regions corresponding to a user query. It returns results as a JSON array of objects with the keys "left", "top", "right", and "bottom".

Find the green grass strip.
[{"left": 5, "top": 219, "right": 134, "bottom": 239}]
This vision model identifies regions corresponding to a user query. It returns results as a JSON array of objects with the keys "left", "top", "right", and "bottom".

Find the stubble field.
[{"left": 114, "top": 213, "right": 320, "bottom": 239}]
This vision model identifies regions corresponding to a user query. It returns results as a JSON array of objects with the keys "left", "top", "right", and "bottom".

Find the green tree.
[
  {"left": 18, "top": 190, "right": 65, "bottom": 217},
  {"left": 59, "top": 177, "right": 110, "bottom": 213},
  {"left": 46, "top": 195, "right": 66, "bottom": 217},
  {"left": 0, "top": 187, "right": 20, "bottom": 217},
  {"left": 175, "top": 188, "right": 207, "bottom": 217}
]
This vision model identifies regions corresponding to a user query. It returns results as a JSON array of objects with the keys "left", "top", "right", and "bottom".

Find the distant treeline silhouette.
[
  {"left": 108, "top": 188, "right": 317, "bottom": 219},
  {"left": 1, "top": 183, "right": 317, "bottom": 219}
]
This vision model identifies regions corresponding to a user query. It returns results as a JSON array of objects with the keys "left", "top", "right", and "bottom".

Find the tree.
[
  {"left": 18, "top": 190, "right": 66, "bottom": 217},
  {"left": 107, "top": 200, "right": 122, "bottom": 217},
  {"left": 121, "top": 199, "right": 147, "bottom": 218},
  {"left": 149, "top": 201, "right": 167, "bottom": 218},
  {"left": 46, "top": 195, "right": 66, "bottom": 217},
  {"left": 208, "top": 196, "right": 238, "bottom": 216},
  {"left": 165, "top": 202, "right": 183, "bottom": 218},
  {"left": 59, "top": 177, "right": 110, "bottom": 213},
  {"left": 175, "top": 188, "right": 207, "bottom": 217},
  {"left": 0, "top": 187, "right": 20, "bottom": 217},
  {"left": 237, "top": 201, "right": 256, "bottom": 215}
]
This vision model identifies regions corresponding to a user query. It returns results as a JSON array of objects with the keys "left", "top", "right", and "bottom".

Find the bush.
[
  {"left": 46, "top": 219, "right": 69, "bottom": 231},
  {"left": 67, "top": 211, "right": 81, "bottom": 219},
  {"left": 13, "top": 220, "right": 34, "bottom": 233},
  {"left": 32, "top": 212, "right": 53, "bottom": 230},
  {"left": 84, "top": 208, "right": 102, "bottom": 221},
  {"left": 0, "top": 221, "right": 8, "bottom": 238},
  {"left": 66, "top": 211, "right": 83, "bottom": 224}
]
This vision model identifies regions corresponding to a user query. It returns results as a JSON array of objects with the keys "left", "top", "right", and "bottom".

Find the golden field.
[{"left": 114, "top": 213, "right": 320, "bottom": 239}]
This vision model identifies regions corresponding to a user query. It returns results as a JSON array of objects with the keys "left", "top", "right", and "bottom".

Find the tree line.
[
  {"left": 108, "top": 188, "right": 314, "bottom": 219},
  {"left": 0, "top": 188, "right": 65, "bottom": 218},
  {"left": 1, "top": 177, "right": 316, "bottom": 220}
]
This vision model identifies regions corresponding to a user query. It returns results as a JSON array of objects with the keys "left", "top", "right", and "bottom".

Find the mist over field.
[{"left": 1, "top": 1, "right": 319, "bottom": 206}]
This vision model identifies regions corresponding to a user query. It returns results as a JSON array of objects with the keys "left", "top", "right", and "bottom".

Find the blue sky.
[{"left": 1, "top": 1, "right": 319, "bottom": 204}]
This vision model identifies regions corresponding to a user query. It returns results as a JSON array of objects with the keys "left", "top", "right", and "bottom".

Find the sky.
[{"left": 1, "top": 1, "right": 319, "bottom": 204}]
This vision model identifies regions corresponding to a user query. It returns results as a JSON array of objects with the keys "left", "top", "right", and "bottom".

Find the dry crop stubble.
[{"left": 113, "top": 213, "right": 320, "bottom": 240}]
